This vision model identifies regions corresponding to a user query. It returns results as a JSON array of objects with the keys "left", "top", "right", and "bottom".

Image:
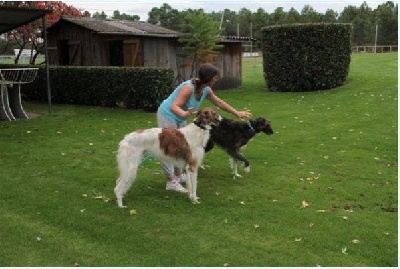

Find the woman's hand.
[
  {"left": 185, "top": 107, "right": 196, "bottom": 118},
  {"left": 236, "top": 110, "right": 252, "bottom": 119}
]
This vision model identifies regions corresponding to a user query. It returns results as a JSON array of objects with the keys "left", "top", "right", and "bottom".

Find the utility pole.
[
  {"left": 250, "top": 21, "right": 256, "bottom": 68},
  {"left": 374, "top": 24, "right": 378, "bottom": 53},
  {"left": 218, "top": 10, "right": 225, "bottom": 36}
]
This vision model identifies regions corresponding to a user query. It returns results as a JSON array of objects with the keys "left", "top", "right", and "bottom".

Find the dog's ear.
[
  {"left": 250, "top": 117, "right": 273, "bottom": 135},
  {"left": 251, "top": 117, "right": 266, "bottom": 129},
  {"left": 194, "top": 110, "right": 203, "bottom": 126},
  {"left": 257, "top": 117, "right": 274, "bottom": 135}
]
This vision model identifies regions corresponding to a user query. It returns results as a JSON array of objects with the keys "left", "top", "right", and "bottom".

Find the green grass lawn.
[{"left": 0, "top": 53, "right": 397, "bottom": 266}]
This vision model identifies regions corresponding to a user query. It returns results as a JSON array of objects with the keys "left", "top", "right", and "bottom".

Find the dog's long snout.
[
  {"left": 261, "top": 119, "right": 274, "bottom": 135},
  {"left": 264, "top": 124, "right": 274, "bottom": 135}
]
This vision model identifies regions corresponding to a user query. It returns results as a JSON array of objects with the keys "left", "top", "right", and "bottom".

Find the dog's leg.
[
  {"left": 229, "top": 157, "right": 241, "bottom": 179},
  {"left": 186, "top": 169, "right": 200, "bottom": 204},
  {"left": 228, "top": 150, "right": 250, "bottom": 178}
]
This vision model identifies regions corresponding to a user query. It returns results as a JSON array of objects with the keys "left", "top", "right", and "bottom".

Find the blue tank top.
[{"left": 159, "top": 80, "right": 210, "bottom": 123}]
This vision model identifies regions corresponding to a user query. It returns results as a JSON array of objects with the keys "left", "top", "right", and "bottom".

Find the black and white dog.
[
  {"left": 204, "top": 117, "right": 273, "bottom": 178},
  {"left": 115, "top": 108, "right": 221, "bottom": 207}
]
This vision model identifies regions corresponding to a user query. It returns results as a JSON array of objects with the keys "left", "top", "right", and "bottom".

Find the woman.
[{"left": 157, "top": 63, "right": 252, "bottom": 192}]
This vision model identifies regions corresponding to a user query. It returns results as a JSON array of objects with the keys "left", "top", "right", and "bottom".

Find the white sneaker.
[
  {"left": 176, "top": 173, "right": 187, "bottom": 183},
  {"left": 166, "top": 180, "right": 188, "bottom": 193}
]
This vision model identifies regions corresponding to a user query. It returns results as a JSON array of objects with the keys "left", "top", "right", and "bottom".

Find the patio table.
[{"left": 0, "top": 68, "right": 38, "bottom": 120}]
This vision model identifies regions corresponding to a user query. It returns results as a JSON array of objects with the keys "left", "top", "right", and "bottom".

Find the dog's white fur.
[{"left": 114, "top": 108, "right": 220, "bottom": 207}]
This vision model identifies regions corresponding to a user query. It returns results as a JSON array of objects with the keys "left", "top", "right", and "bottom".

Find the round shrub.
[{"left": 261, "top": 23, "right": 352, "bottom": 92}]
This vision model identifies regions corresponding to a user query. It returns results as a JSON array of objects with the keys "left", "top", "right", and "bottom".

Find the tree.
[
  {"left": 339, "top": 2, "right": 376, "bottom": 45},
  {"left": 300, "top": 5, "right": 323, "bottom": 23},
  {"left": 147, "top": 3, "right": 182, "bottom": 30},
  {"left": 92, "top": 11, "right": 107, "bottom": 19},
  {"left": 270, "top": 7, "right": 286, "bottom": 25},
  {"left": 353, "top": 2, "right": 375, "bottom": 45},
  {"left": 338, "top": 5, "right": 358, "bottom": 23},
  {"left": 112, "top": 10, "right": 140, "bottom": 21},
  {"left": 237, "top": 8, "right": 252, "bottom": 37},
  {"left": 0, "top": 1, "right": 82, "bottom": 64},
  {"left": 251, "top": 8, "right": 270, "bottom": 49},
  {"left": 285, "top": 7, "right": 301, "bottom": 24},
  {"left": 323, "top": 9, "right": 338, "bottom": 23},
  {"left": 374, "top": 1, "right": 398, "bottom": 45},
  {"left": 178, "top": 10, "right": 223, "bottom": 78}
]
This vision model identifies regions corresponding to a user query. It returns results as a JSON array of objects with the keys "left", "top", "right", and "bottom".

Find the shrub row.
[
  {"left": 261, "top": 23, "right": 352, "bottom": 92},
  {"left": 4, "top": 65, "right": 174, "bottom": 112}
]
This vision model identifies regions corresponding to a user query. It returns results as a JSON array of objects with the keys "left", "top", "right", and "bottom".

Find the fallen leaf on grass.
[
  {"left": 301, "top": 201, "right": 310, "bottom": 208},
  {"left": 92, "top": 191, "right": 110, "bottom": 203},
  {"left": 129, "top": 209, "right": 137, "bottom": 216}
]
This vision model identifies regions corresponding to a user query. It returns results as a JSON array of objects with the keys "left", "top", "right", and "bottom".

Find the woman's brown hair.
[{"left": 192, "top": 63, "right": 219, "bottom": 93}]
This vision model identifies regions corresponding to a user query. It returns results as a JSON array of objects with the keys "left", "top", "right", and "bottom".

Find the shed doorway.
[
  {"left": 109, "top": 40, "right": 123, "bottom": 66},
  {"left": 57, "top": 39, "right": 69, "bottom": 65}
]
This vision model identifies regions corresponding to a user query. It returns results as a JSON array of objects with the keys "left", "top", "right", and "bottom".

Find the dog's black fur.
[{"left": 205, "top": 117, "right": 273, "bottom": 175}]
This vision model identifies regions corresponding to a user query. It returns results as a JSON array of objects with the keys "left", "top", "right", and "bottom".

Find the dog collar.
[
  {"left": 247, "top": 122, "right": 255, "bottom": 132},
  {"left": 194, "top": 121, "right": 207, "bottom": 130}
]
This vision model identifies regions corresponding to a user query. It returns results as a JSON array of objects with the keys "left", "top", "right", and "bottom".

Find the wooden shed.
[{"left": 46, "top": 16, "right": 252, "bottom": 89}]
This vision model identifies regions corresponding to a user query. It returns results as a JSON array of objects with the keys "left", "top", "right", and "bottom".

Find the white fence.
[
  {"left": 14, "top": 49, "right": 37, "bottom": 57},
  {"left": 243, "top": 52, "right": 260, "bottom": 57},
  {"left": 352, "top": 45, "right": 398, "bottom": 53}
]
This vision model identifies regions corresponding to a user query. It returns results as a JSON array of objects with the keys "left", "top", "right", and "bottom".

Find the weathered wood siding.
[
  {"left": 47, "top": 22, "right": 104, "bottom": 66},
  {"left": 47, "top": 22, "right": 244, "bottom": 89},
  {"left": 214, "top": 42, "right": 242, "bottom": 90},
  {"left": 172, "top": 42, "right": 243, "bottom": 89}
]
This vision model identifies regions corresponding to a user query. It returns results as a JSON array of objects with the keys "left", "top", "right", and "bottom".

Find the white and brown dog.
[{"left": 114, "top": 108, "right": 221, "bottom": 207}]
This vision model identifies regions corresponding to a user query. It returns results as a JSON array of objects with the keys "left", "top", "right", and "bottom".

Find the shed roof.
[
  {"left": 50, "top": 16, "right": 179, "bottom": 38},
  {"left": 0, "top": 6, "right": 51, "bottom": 34},
  {"left": 220, "top": 36, "right": 255, "bottom": 42}
]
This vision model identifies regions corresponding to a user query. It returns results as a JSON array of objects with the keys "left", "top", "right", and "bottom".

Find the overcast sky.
[{"left": 63, "top": 0, "right": 395, "bottom": 21}]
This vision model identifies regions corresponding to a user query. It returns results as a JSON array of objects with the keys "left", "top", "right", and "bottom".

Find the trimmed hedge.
[
  {"left": 261, "top": 23, "right": 352, "bottom": 92},
  {"left": 8, "top": 66, "right": 174, "bottom": 112}
]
